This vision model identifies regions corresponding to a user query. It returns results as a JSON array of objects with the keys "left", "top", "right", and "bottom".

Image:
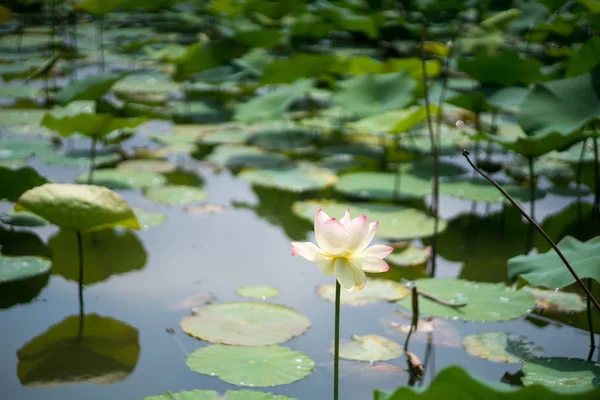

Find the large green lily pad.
[
  {"left": 386, "top": 243, "right": 431, "bottom": 267},
  {"left": 15, "top": 183, "right": 140, "bottom": 231},
  {"left": 397, "top": 279, "right": 535, "bottom": 322},
  {"left": 144, "top": 390, "right": 295, "bottom": 400},
  {"left": 333, "top": 72, "right": 415, "bottom": 118},
  {"left": 144, "top": 185, "right": 208, "bottom": 205},
  {"left": 334, "top": 171, "right": 431, "bottom": 200},
  {"left": 0, "top": 210, "right": 48, "bottom": 227},
  {"left": 338, "top": 334, "right": 403, "bottom": 362},
  {"left": 206, "top": 145, "right": 288, "bottom": 169},
  {"left": 0, "top": 254, "right": 51, "bottom": 284},
  {"left": 518, "top": 69, "right": 600, "bottom": 136},
  {"left": 0, "top": 166, "right": 49, "bottom": 202},
  {"left": 522, "top": 358, "right": 600, "bottom": 393},
  {"left": 48, "top": 229, "right": 147, "bottom": 285},
  {"left": 249, "top": 128, "right": 317, "bottom": 152},
  {"left": 347, "top": 105, "right": 438, "bottom": 135},
  {"left": 440, "top": 177, "right": 546, "bottom": 203},
  {"left": 376, "top": 365, "right": 600, "bottom": 399},
  {"left": 133, "top": 208, "right": 167, "bottom": 230},
  {"left": 507, "top": 236, "right": 600, "bottom": 289},
  {"left": 0, "top": 137, "right": 53, "bottom": 160},
  {"left": 240, "top": 163, "right": 337, "bottom": 192},
  {"left": 463, "top": 332, "right": 544, "bottom": 363},
  {"left": 54, "top": 72, "right": 126, "bottom": 104},
  {"left": 76, "top": 169, "right": 167, "bottom": 189},
  {"left": 118, "top": 159, "right": 175, "bottom": 173},
  {"left": 17, "top": 314, "right": 140, "bottom": 386},
  {"left": 181, "top": 302, "right": 310, "bottom": 346},
  {"left": 293, "top": 200, "right": 446, "bottom": 240},
  {"left": 186, "top": 345, "right": 314, "bottom": 387},
  {"left": 39, "top": 149, "right": 121, "bottom": 168},
  {"left": 458, "top": 51, "right": 543, "bottom": 86},
  {"left": 317, "top": 278, "right": 410, "bottom": 306},
  {"left": 236, "top": 285, "right": 280, "bottom": 299}
]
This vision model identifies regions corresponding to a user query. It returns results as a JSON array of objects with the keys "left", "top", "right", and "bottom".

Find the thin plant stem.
[
  {"left": 333, "top": 280, "right": 340, "bottom": 400},
  {"left": 404, "top": 286, "right": 419, "bottom": 350},
  {"left": 462, "top": 150, "right": 600, "bottom": 313},
  {"left": 98, "top": 16, "right": 105, "bottom": 72},
  {"left": 87, "top": 136, "right": 97, "bottom": 185},
  {"left": 76, "top": 231, "right": 85, "bottom": 340},
  {"left": 420, "top": 24, "right": 439, "bottom": 277},
  {"left": 576, "top": 138, "right": 588, "bottom": 221},
  {"left": 392, "top": 136, "right": 401, "bottom": 200},
  {"left": 593, "top": 137, "right": 599, "bottom": 230},
  {"left": 528, "top": 156, "right": 536, "bottom": 221},
  {"left": 587, "top": 278, "right": 596, "bottom": 362}
]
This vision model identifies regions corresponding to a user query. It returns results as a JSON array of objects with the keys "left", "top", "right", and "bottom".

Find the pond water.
[{"left": 1, "top": 3, "right": 600, "bottom": 399}]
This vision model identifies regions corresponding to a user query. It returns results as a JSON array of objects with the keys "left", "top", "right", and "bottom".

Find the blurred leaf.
[
  {"left": 262, "top": 54, "right": 336, "bottom": 84},
  {"left": 566, "top": 37, "right": 600, "bottom": 78},
  {"left": 72, "top": 0, "right": 124, "bottom": 15},
  {"left": 55, "top": 72, "right": 126, "bottom": 104},
  {"left": 458, "top": 51, "right": 543, "bottom": 86},
  {"left": 348, "top": 105, "right": 438, "bottom": 134},
  {"left": 0, "top": 166, "right": 48, "bottom": 202},
  {"left": 174, "top": 40, "right": 247, "bottom": 80}
]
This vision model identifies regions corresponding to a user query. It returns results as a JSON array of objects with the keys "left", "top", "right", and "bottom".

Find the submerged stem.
[
  {"left": 76, "top": 231, "right": 85, "bottom": 340},
  {"left": 462, "top": 150, "right": 600, "bottom": 314},
  {"left": 587, "top": 279, "right": 596, "bottom": 362},
  {"left": 333, "top": 280, "right": 340, "bottom": 400}
]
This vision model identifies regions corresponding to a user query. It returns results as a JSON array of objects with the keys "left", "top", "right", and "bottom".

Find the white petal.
[
  {"left": 353, "top": 256, "right": 390, "bottom": 273},
  {"left": 355, "top": 221, "right": 378, "bottom": 252},
  {"left": 291, "top": 242, "right": 324, "bottom": 261},
  {"left": 359, "top": 244, "right": 394, "bottom": 259},
  {"left": 317, "top": 259, "right": 334, "bottom": 276},
  {"left": 351, "top": 265, "right": 367, "bottom": 291},
  {"left": 346, "top": 214, "right": 369, "bottom": 252},
  {"left": 314, "top": 208, "right": 330, "bottom": 237},
  {"left": 334, "top": 258, "right": 355, "bottom": 290},
  {"left": 340, "top": 208, "right": 351, "bottom": 229},
  {"left": 316, "top": 218, "right": 348, "bottom": 256}
]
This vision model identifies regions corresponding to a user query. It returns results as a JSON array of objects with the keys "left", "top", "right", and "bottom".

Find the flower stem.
[
  {"left": 462, "top": 150, "right": 600, "bottom": 314},
  {"left": 76, "top": 231, "right": 85, "bottom": 340},
  {"left": 333, "top": 280, "right": 340, "bottom": 400}
]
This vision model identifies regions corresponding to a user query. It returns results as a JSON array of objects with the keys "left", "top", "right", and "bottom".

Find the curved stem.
[
  {"left": 76, "top": 231, "right": 85, "bottom": 340},
  {"left": 88, "top": 136, "right": 97, "bottom": 185},
  {"left": 333, "top": 280, "right": 340, "bottom": 400},
  {"left": 462, "top": 151, "right": 600, "bottom": 314}
]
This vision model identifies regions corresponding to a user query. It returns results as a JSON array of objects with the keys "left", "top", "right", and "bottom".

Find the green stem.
[
  {"left": 528, "top": 156, "right": 536, "bottom": 221},
  {"left": 76, "top": 231, "right": 85, "bottom": 340},
  {"left": 576, "top": 139, "right": 588, "bottom": 221},
  {"left": 588, "top": 278, "right": 596, "bottom": 362},
  {"left": 333, "top": 280, "right": 340, "bottom": 400},
  {"left": 87, "top": 136, "right": 97, "bottom": 185},
  {"left": 593, "top": 137, "right": 599, "bottom": 233},
  {"left": 98, "top": 16, "right": 105, "bottom": 72}
]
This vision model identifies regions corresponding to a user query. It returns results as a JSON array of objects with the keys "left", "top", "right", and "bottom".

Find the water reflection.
[
  {"left": 432, "top": 207, "right": 530, "bottom": 283},
  {"left": 48, "top": 229, "right": 147, "bottom": 285},
  {"left": 232, "top": 186, "right": 312, "bottom": 241},
  {"left": 0, "top": 225, "right": 52, "bottom": 259},
  {"left": 17, "top": 313, "right": 140, "bottom": 387}
]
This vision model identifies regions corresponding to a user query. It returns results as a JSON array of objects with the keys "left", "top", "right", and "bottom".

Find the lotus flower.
[{"left": 291, "top": 208, "right": 393, "bottom": 291}]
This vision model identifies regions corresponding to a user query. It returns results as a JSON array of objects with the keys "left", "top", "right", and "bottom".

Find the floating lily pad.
[
  {"left": 185, "top": 204, "right": 225, "bottom": 215},
  {"left": 397, "top": 279, "right": 535, "bottom": 322},
  {"left": 387, "top": 243, "right": 431, "bottom": 267},
  {"left": 463, "top": 332, "right": 544, "bottom": 363},
  {"left": 144, "top": 185, "right": 208, "bottom": 205},
  {"left": 236, "top": 285, "right": 280, "bottom": 299},
  {"left": 522, "top": 358, "right": 600, "bottom": 393},
  {"left": 133, "top": 208, "right": 167, "bottom": 230},
  {"left": 249, "top": 128, "right": 317, "bottom": 152},
  {"left": 186, "top": 345, "right": 314, "bottom": 387},
  {"left": 293, "top": 200, "right": 446, "bottom": 240},
  {"left": 317, "top": 278, "right": 410, "bottom": 306},
  {"left": 0, "top": 137, "right": 53, "bottom": 160},
  {"left": 15, "top": 183, "right": 140, "bottom": 232},
  {"left": 76, "top": 169, "right": 167, "bottom": 190},
  {"left": 337, "top": 334, "right": 403, "bottom": 363},
  {"left": 508, "top": 236, "right": 600, "bottom": 289},
  {"left": 0, "top": 254, "right": 51, "bottom": 284},
  {"left": 523, "top": 287, "right": 586, "bottom": 313},
  {"left": 17, "top": 314, "right": 140, "bottom": 386},
  {"left": 181, "top": 302, "right": 310, "bottom": 346},
  {"left": 118, "top": 159, "right": 175, "bottom": 173},
  {"left": 144, "top": 390, "right": 295, "bottom": 400},
  {"left": 440, "top": 178, "right": 547, "bottom": 203},
  {"left": 48, "top": 229, "right": 147, "bottom": 285},
  {"left": 206, "top": 145, "right": 288, "bottom": 169},
  {"left": 201, "top": 130, "right": 252, "bottom": 145},
  {"left": 240, "top": 163, "right": 337, "bottom": 192},
  {"left": 334, "top": 172, "right": 431, "bottom": 200},
  {"left": 54, "top": 72, "right": 126, "bottom": 104},
  {"left": 0, "top": 210, "right": 48, "bottom": 227},
  {"left": 39, "top": 149, "right": 121, "bottom": 168}
]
